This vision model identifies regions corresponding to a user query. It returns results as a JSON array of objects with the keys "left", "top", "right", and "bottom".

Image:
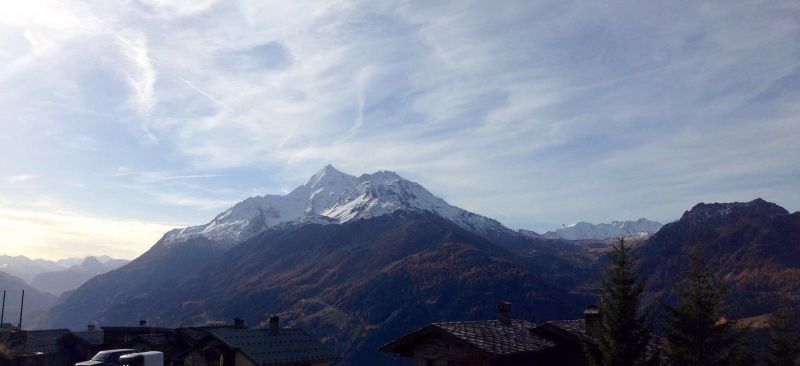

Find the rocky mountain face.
[
  {"left": 44, "top": 236, "right": 228, "bottom": 329},
  {"left": 30, "top": 256, "right": 129, "bottom": 296},
  {"left": 0, "top": 271, "right": 57, "bottom": 327},
  {"left": 543, "top": 218, "right": 663, "bottom": 240},
  {"left": 633, "top": 198, "right": 800, "bottom": 317}
]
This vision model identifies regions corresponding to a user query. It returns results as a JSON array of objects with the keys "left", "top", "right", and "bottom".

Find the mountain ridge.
[
  {"left": 30, "top": 256, "right": 129, "bottom": 296},
  {"left": 634, "top": 198, "right": 800, "bottom": 317}
]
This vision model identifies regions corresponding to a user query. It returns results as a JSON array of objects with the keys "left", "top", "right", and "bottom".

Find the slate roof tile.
[
  {"left": 208, "top": 328, "right": 340, "bottom": 366},
  {"left": 432, "top": 319, "right": 554, "bottom": 356}
]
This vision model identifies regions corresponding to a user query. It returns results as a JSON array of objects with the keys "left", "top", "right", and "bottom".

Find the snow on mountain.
[
  {"left": 161, "top": 165, "right": 510, "bottom": 247},
  {"left": 543, "top": 218, "right": 663, "bottom": 240}
]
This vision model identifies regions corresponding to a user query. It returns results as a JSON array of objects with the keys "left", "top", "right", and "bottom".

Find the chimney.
[
  {"left": 234, "top": 318, "right": 246, "bottom": 329},
  {"left": 497, "top": 302, "right": 512, "bottom": 326},
  {"left": 584, "top": 305, "right": 602, "bottom": 338},
  {"left": 139, "top": 320, "right": 147, "bottom": 327},
  {"left": 87, "top": 324, "right": 96, "bottom": 332},
  {"left": 269, "top": 316, "right": 280, "bottom": 332}
]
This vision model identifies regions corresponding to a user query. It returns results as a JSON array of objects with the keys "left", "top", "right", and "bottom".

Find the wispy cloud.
[
  {"left": 7, "top": 174, "right": 37, "bottom": 183},
  {"left": 0, "top": 0, "right": 797, "bottom": 236}
]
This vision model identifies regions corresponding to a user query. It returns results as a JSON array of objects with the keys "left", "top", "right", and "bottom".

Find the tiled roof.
[
  {"left": 72, "top": 330, "right": 104, "bottom": 346},
  {"left": 540, "top": 319, "right": 666, "bottom": 360},
  {"left": 208, "top": 328, "right": 341, "bottom": 366},
  {"left": 135, "top": 333, "right": 167, "bottom": 347},
  {"left": 176, "top": 327, "right": 216, "bottom": 345},
  {"left": 542, "top": 319, "right": 594, "bottom": 343},
  {"left": 433, "top": 319, "right": 554, "bottom": 356}
]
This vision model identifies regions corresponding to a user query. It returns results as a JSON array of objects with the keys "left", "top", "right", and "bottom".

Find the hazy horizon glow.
[{"left": 1, "top": 1, "right": 798, "bottom": 260}]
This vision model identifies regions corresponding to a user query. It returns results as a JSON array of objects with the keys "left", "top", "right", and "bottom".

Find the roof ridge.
[{"left": 434, "top": 318, "right": 535, "bottom": 325}]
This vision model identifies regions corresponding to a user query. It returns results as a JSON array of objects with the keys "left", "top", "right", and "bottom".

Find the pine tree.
[
  {"left": 663, "top": 246, "right": 753, "bottom": 366},
  {"left": 762, "top": 303, "right": 800, "bottom": 366},
  {"left": 588, "top": 238, "right": 659, "bottom": 366}
]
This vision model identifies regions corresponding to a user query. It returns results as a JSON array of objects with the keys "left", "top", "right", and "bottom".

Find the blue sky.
[{"left": 0, "top": 0, "right": 798, "bottom": 259}]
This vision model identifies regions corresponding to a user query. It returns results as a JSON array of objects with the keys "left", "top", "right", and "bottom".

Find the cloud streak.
[
  {"left": 0, "top": 0, "right": 797, "bottom": 254},
  {"left": 7, "top": 174, "right": 37, "bottom": 183}
]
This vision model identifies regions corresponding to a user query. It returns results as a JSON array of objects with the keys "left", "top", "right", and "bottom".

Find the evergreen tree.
[
  {"left": 588, "top": 238, "right": 659, "bottom": 366},
  {"left": 762, "top": 303, "right": 800, "bottom": 366},
  {"left": 663, "top": 246, "right": 753, "bottom": 366}
]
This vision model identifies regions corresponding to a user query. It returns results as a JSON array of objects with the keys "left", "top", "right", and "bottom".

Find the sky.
[{"left": 0, "top": 0, "right": 798, "bottom": 260}]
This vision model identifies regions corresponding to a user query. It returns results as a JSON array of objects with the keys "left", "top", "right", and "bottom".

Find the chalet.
[
  {"left": 181, "top": 317, "right": 341, "bottom": 366},
  {"left": 380, "top": 303, "right": 656, "bottom": 366}
]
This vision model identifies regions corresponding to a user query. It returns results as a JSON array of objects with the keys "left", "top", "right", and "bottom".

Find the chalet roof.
[
  {"left": 532, "top": 319, "right": 667, "bottom": 360},
  {"left": 533, "top": 319, "right": 594, "bottom": 344},
  {"left": 206, "top": 327, "right": 341, "bottom": 366},
  {"left": 71, "top": 330, "right": 104, "bottom": 346},
  {"left": 177, "top": 327, "right": 219, "bottom": 345},
  {"left": 101, "top": 326, "right": 173, "bottom": 333},
  {"left": 134, "top": 333, "right": 167, "bottom": 347},
  {"left": 381, "top": 319, "right": 555, "bottom": 358},
  {"left": 435, "top": 320, "right": 554, "bottom": 356}
]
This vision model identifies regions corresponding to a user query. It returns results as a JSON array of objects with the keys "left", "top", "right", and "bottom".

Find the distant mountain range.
[
  {"left": 543, "top": 218, "right": 663, "bottom": 240},
  {"left": 30, "top": 256, "right": 129, "bottom": 296},
  {"left": 0, "top": 255, "right": 129, "bottom": 296},
  {"left": 37, "top": 166, "right": 800, "bottom": 365}
]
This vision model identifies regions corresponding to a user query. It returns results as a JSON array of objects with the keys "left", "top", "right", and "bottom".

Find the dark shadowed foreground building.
[
  {"left": 182, "top": 317, "right": 341, "bottom": 366},
  {"left": 381, "top": 303, "right": 658, "bottom": 366},
  {"left": 0, "top": 317, "right": 340, "bottom": 366}
]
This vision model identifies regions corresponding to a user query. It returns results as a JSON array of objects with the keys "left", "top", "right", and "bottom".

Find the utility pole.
[
  {"left": 17, "top": 289, "right": 24, "bottom": 330},
  {"left": 1, "top": 290, "right": 5, "bottom": 326}
]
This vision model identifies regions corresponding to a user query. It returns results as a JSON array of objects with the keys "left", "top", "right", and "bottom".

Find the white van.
[
  {"left": 75, "top": 349, "right": 135, "bottom": 366},
  {"left": 118, "top": 351, "right": 164, "bottom": 366}
]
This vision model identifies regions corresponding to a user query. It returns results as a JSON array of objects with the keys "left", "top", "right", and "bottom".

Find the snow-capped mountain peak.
[
  {"left": 161, "top": 166, "right": 509, "bottom": 248},
  {"left": 542, "top": 218, "right": 663, "bottom": 240},
  {"left": 294, "top": 165, "right": 357, "bottom": 216}
]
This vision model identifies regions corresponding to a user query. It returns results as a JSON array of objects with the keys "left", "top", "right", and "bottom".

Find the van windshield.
[{"left": 90, "top": 353, "right": 110, "bottom": 361}]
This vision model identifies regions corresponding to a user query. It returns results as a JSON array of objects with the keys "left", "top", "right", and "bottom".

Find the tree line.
[{"left": 588, "top": 239, "right": 800, "bottom": 366}]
